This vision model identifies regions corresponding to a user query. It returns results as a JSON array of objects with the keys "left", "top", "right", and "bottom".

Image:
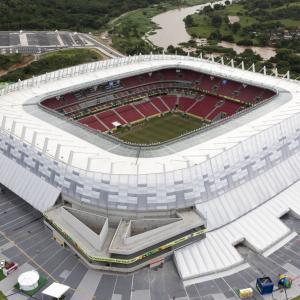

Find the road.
[{"left": 0, "top": 31, "right": 123, "bottom": 58}]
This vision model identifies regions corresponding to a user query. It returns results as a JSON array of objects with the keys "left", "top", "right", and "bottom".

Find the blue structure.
[{"left": 256, "top": 277, "right": 274, "bottom": 295}]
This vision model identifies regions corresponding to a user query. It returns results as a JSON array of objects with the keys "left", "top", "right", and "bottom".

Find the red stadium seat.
[
  {"left": 178, "top": 97, "right": 196, "bottom": 112},
  {"left": 134, "top": 101, "right": 160, "bottom": 117},
  {"left": 115, "top": 105, "right": 144, "bottom": 123},
  {"left": 160, "top": 95, "right": 177, "bottom": 110}
]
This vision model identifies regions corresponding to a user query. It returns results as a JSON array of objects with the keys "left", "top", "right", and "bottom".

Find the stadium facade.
[{"left": 0, "top": 55, "right": 299, "bottom": 280}]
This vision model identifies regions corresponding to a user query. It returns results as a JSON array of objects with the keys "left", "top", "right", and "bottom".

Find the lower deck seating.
[
  {"left": 178, "top": 97, "right": 196, "bottom": 112},
  {"left": 41, "top": 68, "right": 276, "bottom": 135},
  {"left": 115, "top": 105, "right": 144, "bottom": 123},
  {"left": 96, "top": 110, "right": 126, "bottom": 129},
  {"left": 188, "top": 95, "right": 219, "bottom": 119},
  {"left": 160, "top": 95, "right": 177, "bottom": 110},
  {"left": 207, "top": 100, "right": 242, "bottom": 120},
  {"left": 78, "top": 116, "right": 107, "bottom": 132},
  {"left": 151, "top": 97, "right": 169, "bottom": 112},
  {"left": 134, "top": 101, "right": 160, "bottom": 117},
  {"left": 78, "top": 95, "right": 245, "bottom": 132}
]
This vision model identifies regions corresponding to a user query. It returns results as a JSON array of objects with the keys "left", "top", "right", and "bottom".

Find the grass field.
[
  {"left": 0, "top": 49, "right": 103, "bottom": 83},
  {"left": 0, "top": 270, "right": 5, "bottom": 281},
  {"left": 186, "top": 1, "right": 300, "bottom": 45},
  {"left": 187, "top": 4, "right": 257, "bottom": 44},
  {"left": 15, "top": 276, "right": 47, "bottom": 297},
  {"left": 114, "top": 113, "right": 205, "bottom": 144},
  {"left": 0, "top": 291, "right": 7, "bottom": 300}
]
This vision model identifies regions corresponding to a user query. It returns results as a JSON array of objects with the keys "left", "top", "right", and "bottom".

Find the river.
[
  {"left": 218, "top": 41, "right": 276, "bottom": 60},
  {"left": 146, "top": 0, "right": 276, "bottom": 60},
  {"left": 146, "top": 0, "right": 231, "bottom": 49}
]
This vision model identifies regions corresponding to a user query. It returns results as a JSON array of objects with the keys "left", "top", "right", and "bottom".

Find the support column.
[{"left": 42, "top": 137, "right": 49, "bottom": 153}]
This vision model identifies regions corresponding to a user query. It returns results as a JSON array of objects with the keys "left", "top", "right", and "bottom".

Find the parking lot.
[
  {"left": 0, "top": 31, "right": 122, "bottom": 57},
  {"left": 0, "top": 188, "right": 299, "bottom": 300}
]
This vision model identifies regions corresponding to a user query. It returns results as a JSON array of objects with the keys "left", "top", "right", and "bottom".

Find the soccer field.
[{"left": 114, "top": 113, "right": 205, "bottom": 144}]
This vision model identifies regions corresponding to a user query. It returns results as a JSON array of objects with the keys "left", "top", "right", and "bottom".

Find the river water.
[
  {"left": 146, "top": 0, "right": 231, "bottom": 49},
  {"left": 146, "top": 0, "right": 276, "bottom": 60},
  {"left": 218, "top": 41, "right": 276, "bottom": 60}
]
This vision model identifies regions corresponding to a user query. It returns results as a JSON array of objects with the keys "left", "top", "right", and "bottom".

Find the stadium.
[{"left": 0, "top": 54, "right": 299, "bottom": 284}]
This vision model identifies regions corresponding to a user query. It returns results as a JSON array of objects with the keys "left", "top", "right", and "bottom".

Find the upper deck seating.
[{"left": 218, "top": 80, "right": 241, "bottom": 97}]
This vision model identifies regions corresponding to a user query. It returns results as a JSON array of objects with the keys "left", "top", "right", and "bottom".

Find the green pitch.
[{"left": 114, "top": 113, "right": 205, "bottom": 144}]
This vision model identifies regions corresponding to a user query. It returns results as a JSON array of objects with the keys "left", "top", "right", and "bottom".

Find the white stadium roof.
[
  {"left": 0, "top": 55, "right": 298, "bottom": 175},
  {"left": 0, "top": 54, "right": 300, "bottom": 281}
]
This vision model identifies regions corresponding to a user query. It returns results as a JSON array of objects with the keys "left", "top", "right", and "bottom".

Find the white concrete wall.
[{"left": 62, "top": 208, "right": 107, "bottom": 250}]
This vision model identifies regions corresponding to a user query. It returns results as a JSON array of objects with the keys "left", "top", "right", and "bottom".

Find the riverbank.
[
  {"left": 108, "top": 0, "right": 214, "bottom": 55},
  {"left": 183, "top": 0, "right": 300, "bottom": 52},
  {"left": 146, "top": 0, "right": 226, "bottom": 49}
]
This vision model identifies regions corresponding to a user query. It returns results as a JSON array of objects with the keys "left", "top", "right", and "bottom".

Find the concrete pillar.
[
  {"left": 55, "top": 144, "right": 61, "bottom": 160},
  {"left": 68, "top": 151, "right": 74, "bottom": 166},
  {"left": 42, "top": 137, "right": 49, "bottom": 153},
  {"left": 32, "top": 132, "right": 37, "bottom": 147},
  {"left": 86, "top": 157, "right": 92, "bottom": 171},
  {"left": 21, "top": 126, "right": 27, "bottom": 140},
  {"left": 11, "top": 121, "right": 16, "bottom": 135},
  {"left": 1, "top": 116, "right": 6, "bottom": 129}
]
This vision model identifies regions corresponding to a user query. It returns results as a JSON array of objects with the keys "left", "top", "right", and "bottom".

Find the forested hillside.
[{"left": 0, "top": 0, "right": 174, "bottom": 31}]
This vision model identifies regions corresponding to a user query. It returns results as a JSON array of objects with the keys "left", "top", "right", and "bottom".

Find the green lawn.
[
  {"left": 0, "top": 49, "right": 103, "bottom": 83},
  {"left": 186, "top": 0, "right": 300, "bottom": 44},
  {"left": 0, "top": 291, "right": 7, "bottom": 300},
  {"left": 114, "top": 113, "right": 205, "bottom": 144},
  {"left": 15, "top": 276, "right": 47, "bottom": 297},
  {"left": 186, "top": 3, "right": 257, "bottom": 43},
  {"left": 0, "top": 270, "right": 5, "bottom": 281}
]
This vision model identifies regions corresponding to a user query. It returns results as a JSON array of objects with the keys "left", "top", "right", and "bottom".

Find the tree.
[
  {"left": 237, "top": 39, "right": 254, "bottom": 46},
  {"left": 213, "top": 4, "right": 225, "bottom": 10},
  {"left": 167, "top": 45, "right": 176, "bottom": 54},
  {"left": 223, "top": 35, "right": 234, "bottom": 42},
  {"left": 202, "top": 6, "right": 213, "bottom": 15},
  {"left": 209, "top": 31, "right": 222, "bottom": 41},
  {"left": 257, "top": 34, "right": 269, "bottom": 47},
  {"left": 231, "top": 22, "right": 241, "bottom": 34},
  {"left": 184, "top": 15, "right": 194, "bottom": 27},
  {"left": 211, "top": 15, "right": 222, "bottom": 28}
]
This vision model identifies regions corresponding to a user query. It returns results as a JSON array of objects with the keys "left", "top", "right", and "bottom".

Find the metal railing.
[{"left": 1, "top": 53, "right": 295, "bottom": 97}]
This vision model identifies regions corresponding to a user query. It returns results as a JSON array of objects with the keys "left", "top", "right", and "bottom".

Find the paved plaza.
[
  {"left": 0, "top": 31, "right": 122, "bottom": 57},
  {"left": 0, "top": 189, "right": 299, "bottom": 300}
]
